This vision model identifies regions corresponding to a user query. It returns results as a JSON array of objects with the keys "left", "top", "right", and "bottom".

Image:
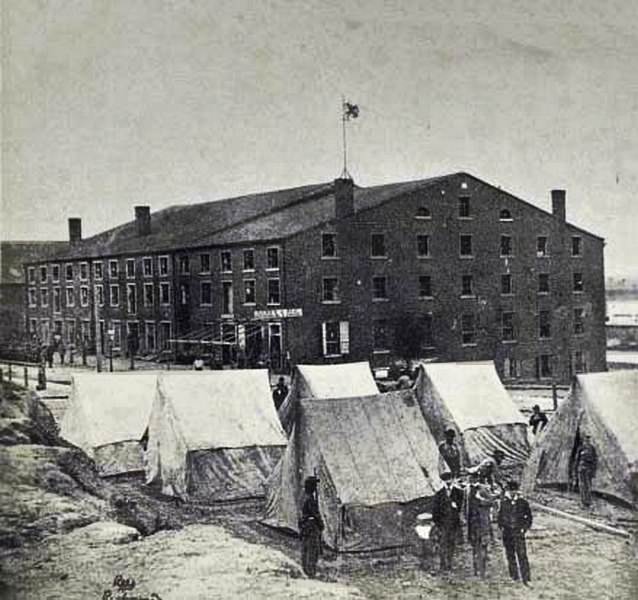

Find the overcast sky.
[{"left": 2, "top": 0, "right": 637, "bottom": 276}]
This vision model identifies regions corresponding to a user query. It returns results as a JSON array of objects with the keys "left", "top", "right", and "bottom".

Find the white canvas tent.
[
  {"left": 523, "top": 371, "right": 638, "bottom": 507},
  {"left": 264, "top": 390, "right": 443, "bottom": 552},
  {"left": 146, "top": 370, "right": 287, "bottom": 501},
  {"left": 60, "top": 372, "right": 158, "bottom": 477},
  {"left": 278, "top": 361, "right": 378, "bottom": 434},
  {"left": 414, "top": 361, "right": 530, "bottom": 466}
]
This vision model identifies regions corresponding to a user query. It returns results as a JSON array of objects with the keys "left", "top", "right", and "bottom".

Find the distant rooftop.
[{"left": 0, "top": 241, "right": 69, "bottom": 284}]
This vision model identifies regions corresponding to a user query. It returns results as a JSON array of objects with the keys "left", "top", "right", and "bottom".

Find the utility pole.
[{"left": 91, "top": 267, "right": 103, "bottom": 372}]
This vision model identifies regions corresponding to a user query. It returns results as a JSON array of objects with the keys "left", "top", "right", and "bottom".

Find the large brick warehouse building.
[{"left": 22, "top": 172, "right": 606, "bottom": 382}]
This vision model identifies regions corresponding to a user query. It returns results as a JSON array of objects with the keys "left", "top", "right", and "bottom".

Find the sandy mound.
[{"left": 0, "top": 382, "right": 168, "bottom": 548}]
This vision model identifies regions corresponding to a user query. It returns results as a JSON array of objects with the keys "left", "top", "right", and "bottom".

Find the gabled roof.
[
  {"left": 48, "top": 183, "right": 332, "bottom": 261},
  {"left": 39, "top": 171, "right": 602, "bottom": 262},
  {"left": 61, "top": 372, "right": 158, "bottom": 449},
  {"left": 300, "top": 391, "right": 442, "bottom": 506},
  {"left": 154, "top": 370, "right": 286, "bottom": 450},
  {"left": 575, "top": 371, "right": 638, "bottom": 463},
  {"left": 415, "top": 360, "right": 526, "bottom": 430},
  {"left": 0, "top": 241, "right": 69, "bottom": 284}
]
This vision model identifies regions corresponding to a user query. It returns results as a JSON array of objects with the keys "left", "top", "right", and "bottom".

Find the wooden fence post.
[{"left": 24, "top": 367, "right": 29, "bottom": 388}]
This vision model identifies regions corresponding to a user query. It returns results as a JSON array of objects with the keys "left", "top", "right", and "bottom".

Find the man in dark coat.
[
  {"left": 272, "top": 376, "right": 289, "bottom": 410},
  {"left": 298, "top": 475, "right": 323, "bottom": 577},
  {"left": 438, "top": 428, "right": 462, "bottom": 479},
  {"left": 497, "top": 480, "right": 533, "bottom": 584},
  {"left": 431, "top": 472, "right": 464, "bottom": 572},
  {"left": 529, "top": 405, "right": 548, "bottom": 435},
  {"left": 575, "top": 433, "right": 598, "bottom": 508}
]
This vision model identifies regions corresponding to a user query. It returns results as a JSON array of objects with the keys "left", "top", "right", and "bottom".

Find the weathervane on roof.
[{"left": 340, "top": 97, "right": 359, "bottom": 180}]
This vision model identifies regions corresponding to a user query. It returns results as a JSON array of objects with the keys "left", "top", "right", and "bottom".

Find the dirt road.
[
  {"left": 2, "top": 506, "right": 635, "bottom": 600},
  {"left": 0, "top": 522, "right": 363, "bottom": 600}
]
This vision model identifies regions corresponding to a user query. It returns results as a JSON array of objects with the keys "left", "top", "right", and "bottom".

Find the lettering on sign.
[{"left": 254, "top": 308, "right": 303, "bottom": 320}]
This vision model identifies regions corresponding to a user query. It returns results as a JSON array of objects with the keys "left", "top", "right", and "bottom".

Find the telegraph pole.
[{"left": 91, "top": 267, "right": 103, "bottom": 372}]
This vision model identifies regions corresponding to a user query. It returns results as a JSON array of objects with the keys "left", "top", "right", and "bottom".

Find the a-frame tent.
[
  {"left": 264, "top": 389, "right": 442, "bottom": 552},
  {"left": 414, "top": 361, "right": 530, "bottom": 466},
  {"left": 278, "top": 361, "right": 378, "bottom": 434},
  {"left": 60, "top": 372, "right": 158, "bottom": 477},
  {"left": 146, "top": 369, "right": 287, "bottom": 502},
  {"left": 522, "top": 371, "right": 638, "bottom": 507}
]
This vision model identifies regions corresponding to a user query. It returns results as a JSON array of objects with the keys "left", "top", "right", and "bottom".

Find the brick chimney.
[
  {"left": 68, "top": 218, "right": 82, "bottom": 244},
  {"left": 135, "top": 206, "right": 151, "bottom": 236},
  {"left": 551, "top": 189, "right": 566, "bottom": 222},
  {"left": 334, "top": 178, "right": 354, "bottom": 219}
]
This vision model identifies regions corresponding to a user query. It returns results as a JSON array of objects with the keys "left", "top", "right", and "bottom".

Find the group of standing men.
[{"left": 433, "top": 429, "right": 533, "bottom": 584}]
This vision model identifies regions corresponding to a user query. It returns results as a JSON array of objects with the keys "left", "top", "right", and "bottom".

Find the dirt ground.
[
  {"left": 1, "top": 381, "right": 637, "bottom": 599},
  {"left": 2, "top": 486, "right": 637, "bottom": 600}
]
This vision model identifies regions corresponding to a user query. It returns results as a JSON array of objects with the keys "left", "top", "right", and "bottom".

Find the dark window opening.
[
  {"left": 461, "top": 275, "right": 473, "bottom": 296},
  {"left": 461, "top": 313, "right": 475, "bottom": 345},
  {"left": 372, "top": 276, "right": 388, "bottom": 300},
  {"left": 459, "top": 197, "right": 471, "bottom": 218},
  {"left": 500, "top": 235, "right": 513, "bottom": 256},
  {"left": 418, "top": 275, "right": 432, "bottom": 298},
  {"left": 538, "top": 273, "right": 550, "bottom": 293},
  {"left": 537, "top": 236, "right": 548, "bottom": 257},
  {"left": 502, "top": 311, "right": 515, "bottom": 341},
  {"left": 371, "top": 233, "right": 386, "bottom": 257},
  {"left": 460, "top": 235, "right": 473, "bottom": 257},
  {"left": 321, "top": 233, "right": 337, "bottom": 258},
  {"left": 322, "top": 277, "right": 340, "bottom": 302},
  {"left": 501, "top": 274, "right": 512, "bottom": 294},
  {"left": 243, "top": 249, "right": 255, "bottom": 271},
  {"left": 539, "top": 310, "right": 551, "bottom": 338}
]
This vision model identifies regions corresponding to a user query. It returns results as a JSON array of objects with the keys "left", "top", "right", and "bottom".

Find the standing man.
[
  {"left": 431, "top": 472, "right": 464, "bottom": 573},
  {"left": 468, "top": 476, "right": 499, "bottom": 578},
  {"left": 529, "top": 405, "right": 548, "bottom": 435},
  {"left": 272, "top": 376, "right": 289, "bottom": 410},
  {"left": 438, "top": 428, "right": 462, "bottom": 479},
  {"left": 575, "top": 433, "right": 598, "bottom": 508},
  {"left": 298, "top": 475, "right": 323, "bottom": 577},
  {"left": 497, "top": 480, "right": 533, "bottom": 585}
]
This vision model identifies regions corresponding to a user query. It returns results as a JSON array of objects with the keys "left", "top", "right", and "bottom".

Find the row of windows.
[
  {"left": 323, "top": 317, "right": 587, "bottom": 376},
  {"left": 29, "top": 232, "right": 584, "bottom": 284},
  {"left": 28, "top": 317, "right": 173, "bottom": 352},
  {"left": 320, "top": 271, "right": 587, "bottom": 303},
  {"left": 28, "top": 279, "right": 282, "bottom": 314},
  {"left": 320, "top": 232, "right": 585, "bottom": 259},
  {"left": 415, "top": 196, "right": 578, "bottom": 238},
  {"left": 29, "top": 247, "right": 282, "bottom": 285},
  {"left": 503, "top": 353, "right": 588, "bottom": 379},
  {"left": 179, "top": 247, "right": 280, "bottom": 275},
  {"left": 365, "top": 308, "right": 584, "bottom": 352}
]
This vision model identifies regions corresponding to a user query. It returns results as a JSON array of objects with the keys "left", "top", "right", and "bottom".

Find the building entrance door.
[{"left": 269, "top": 323, "right": 282, "bottom": 371}]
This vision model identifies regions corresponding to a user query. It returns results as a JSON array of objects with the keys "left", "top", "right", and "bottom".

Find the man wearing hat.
[
  {"left": 298, "top": 475, "right": 323, "bottom": 577},
  {"left": 467, "top": 449, "right": 506, "bottom": 490},
  {"left": 272, "top": 376, "right": 289, "bottom": 410},
  {"left": 575, "top": 433, "right": 597, "bottom": 508},
  {"left": 497, "top": 480, "right": 533, "bottom": 584},
  {"left": 431, "top": 472, "right": 464, "bottom": 572},
  {"left": 468, "top": 475, "right": 500, "bottom": 578},
  {"left": 438, "top": 428, "right": 462, "bottom": 479}
]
